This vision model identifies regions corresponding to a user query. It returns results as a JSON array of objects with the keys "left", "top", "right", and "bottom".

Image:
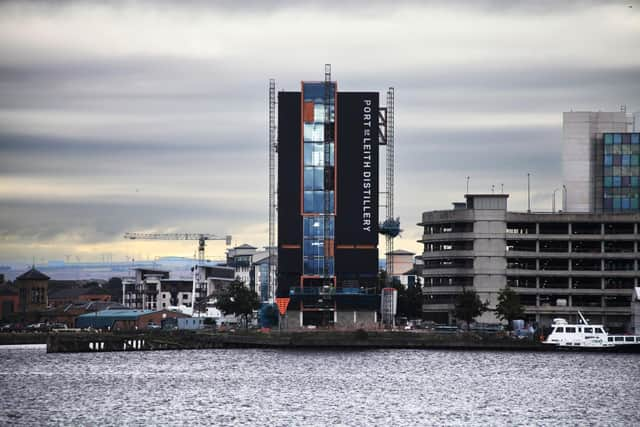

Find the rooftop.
[
  {"left": 16, "top": 267, "right": 50, "bottom": 281},
  {"left": 386, "top": 249, "right": 415, "bottom": 256},
  {"left": 49, "top": 286, "right": 110, "bottom": 299}
]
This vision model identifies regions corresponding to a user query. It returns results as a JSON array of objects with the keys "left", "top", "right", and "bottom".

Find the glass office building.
[
  {"left": 603, "top": 133, "right": 640, "bottom": 212},
  {"left": 302, "top": 82, "right": 335, "bottom": 277}
]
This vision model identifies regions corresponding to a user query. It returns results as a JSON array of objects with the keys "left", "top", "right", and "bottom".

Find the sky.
[{"left": 1, "top": 0, "right": 639, "bottom": 263}]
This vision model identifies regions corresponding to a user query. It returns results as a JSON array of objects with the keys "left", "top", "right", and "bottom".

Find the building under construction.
[{"left": 269, "top": 66, "right": 397, "bottom": 327}]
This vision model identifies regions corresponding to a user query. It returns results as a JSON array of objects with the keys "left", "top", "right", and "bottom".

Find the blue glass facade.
[
  {"left": 603, "top": 132, "right": 640, "bottom": 212},
  {"left": 302, "top": 82, "right": 335, "bottom": 277}
]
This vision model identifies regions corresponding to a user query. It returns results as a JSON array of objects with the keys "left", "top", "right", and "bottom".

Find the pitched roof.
[
  {"left": 16, "top": 267, "right": 50, "bottom": 281},
  {"left": 386, "top": 249, "right": 416, "bottom": 256},
  {"left": 49, "top": 286, "right": 110, "bottom": 299},
  {"left": 234, "top": 243, "right": 257, "bottom": 249}
]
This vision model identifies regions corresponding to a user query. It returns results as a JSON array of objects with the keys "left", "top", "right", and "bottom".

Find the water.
[{"left": 1, "top": 346, "right": 639, "bottom": 426}]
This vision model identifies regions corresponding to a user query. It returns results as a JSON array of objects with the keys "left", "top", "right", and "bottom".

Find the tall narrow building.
[
  {"left": 562, "top": 110, "right": 640, "bottom": 213},
  {"left": 276, "top": 74, "right": 381, "bottom": 327}
]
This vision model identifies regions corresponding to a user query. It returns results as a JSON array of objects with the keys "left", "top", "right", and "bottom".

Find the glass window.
[
  {"left": 632, "top": 134, "right": 639, "bottom": 144},
  {"left": 303, "top": 123, "right": 324, "bottom": 142},
  {"left": 303, "top": 191, "right": 316, "bottom": 213},
  {"left": 304, "top": 192, "right": 334, "bottom": 213},
  {"left": 604, "top": 198, "right": 613, "bottom": 210},
  {"left": 596, "top": 328, "right": 605, "bottom": 334},
  {"left": 613, "top": 198, "right": 621, "bottom": 210},
  {"left": 304, "top": 143, "right": 334, "bottom": 166},
  {"left": 604, "top": 167, "right": 613, "bottom": 177},
  {"left": 622, "top": 176, "right": 630, "bottom": 187},
  {"left": 632, "top": 198, "right": 639, "bottom": 209},
  {"left": 614, "top": 133, "right": 622, "bottom": 144},
  {"left": 584, "top": 327, "right": 593, "bottom": 333},
  {"left": 622, "top": 198, "right": 630, "bottom": 209},
  {"left": 604, "top": 177, "right": 612, "bottom": 187},
  {"left": 613, "top": 176, "right": 621, "bottom": 187},
  {"left": 604, "top": 155, "right": 613, "bottom": 166},
  {"left": 604, "top": 134, "right": 613, "bottom": 145},
  {"left": 303, "top": 257, "right": 322, "bottom": 275},
  {"left": 613, "top": 155, "right": 621, "bottom": 166},
  {"left": 304, "top": 167, "right": 323, "bottom": 191},
  {"left": 565, "top": 327, "right": 576, "bottom": 333},
  {"left": 622, "top": 144, "right": 632, "bottom": 155},
  {"left": 303, "top": 239, "right": 324, "bottom": 257},
  {"left": 314, "top": 103, "right": 325, "bottom": 123},
  {"left": 622, "top": 155, "right": 631, "bottom": 166},
  {"left": 632, "top": 155, "right": 640, "bottom": 167},
  {"left": 304, "top": 143, "right": 322, "bottom": 166},
  {"left": 303, "top": 82, "right": 335, "bottom": 103},
  {"left": 303, "top": 216, "right": 334, "bottom": 237},
  {"left": 555, "top": 327, "right": 564, "bottom": 333}
]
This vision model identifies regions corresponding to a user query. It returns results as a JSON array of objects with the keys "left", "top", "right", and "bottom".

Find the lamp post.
[{"left": 527, "top": 173, "right": 531, "bottom": 213}]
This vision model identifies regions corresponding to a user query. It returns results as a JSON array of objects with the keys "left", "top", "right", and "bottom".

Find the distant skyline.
[{"left": 1, "top": 0, "right": 639, "bottom": 262}]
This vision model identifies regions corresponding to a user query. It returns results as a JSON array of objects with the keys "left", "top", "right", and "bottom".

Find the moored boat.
[{"left": 543, "top": 311, "right": 640, "bottom": 352}]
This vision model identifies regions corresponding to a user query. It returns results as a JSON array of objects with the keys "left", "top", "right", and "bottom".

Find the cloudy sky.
[{"left": 1, "top": 0, "right": 639, "bottom": 263}]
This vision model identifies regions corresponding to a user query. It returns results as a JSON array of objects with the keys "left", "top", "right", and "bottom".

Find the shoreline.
[{"left": 4, "top": 331, "right": 638, "bottom": 354}]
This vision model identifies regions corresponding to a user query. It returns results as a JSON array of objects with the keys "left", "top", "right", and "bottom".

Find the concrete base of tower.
[{"left": 281, "top": 310, "right": 378, "bottom": 329}]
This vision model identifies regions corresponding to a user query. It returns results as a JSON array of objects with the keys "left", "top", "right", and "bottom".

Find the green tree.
[
  {"left": 454, "top": 289, "right": 489, "bottom": 330},
  {"left": 260, "top": 303, "right": 279, "bottom": 328},
  {"left": 495, "top": 286, "right": 525, "bottom": 330},
  {"left": 214, "top": 280, "right": 260, "bottom": 328},
  {"left": 393, "top": 282, "right": 423, "bottom": 319}
]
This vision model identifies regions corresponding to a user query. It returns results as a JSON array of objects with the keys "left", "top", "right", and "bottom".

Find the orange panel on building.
[{"left": 303, "top": 101, "right": 314, "bottom": 123}]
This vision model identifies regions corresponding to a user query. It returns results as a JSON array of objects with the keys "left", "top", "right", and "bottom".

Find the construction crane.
[
  {"left": 124, "top": 232, "right": 232, "bottom": 317},
  {"left": 123, "top": 233, "right": 232, "bottom": 264}
]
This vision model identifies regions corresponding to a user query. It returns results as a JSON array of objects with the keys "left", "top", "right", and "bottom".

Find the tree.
[
  {"left": 495, "top": 286, "right": 525, "bottom": 330},
  {"left": 454, "top": 289, "right": 489, "bottom": 330},
  {"left": 214, "top": 280, "right": 260, "bottom": 328},
  {"left": 259, "top": 303, "right": 279, "bottom": 328},
  {"left": 393, "top": 282, "right": 423, "bottom": 319}
]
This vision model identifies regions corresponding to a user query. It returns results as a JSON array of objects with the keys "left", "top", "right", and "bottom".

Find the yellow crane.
[
  {"left": 124, "top": 232, "right": 233, "bottom": 317},
  {"left": 123, "top": 233, "right": 232, "bottom": 264}
]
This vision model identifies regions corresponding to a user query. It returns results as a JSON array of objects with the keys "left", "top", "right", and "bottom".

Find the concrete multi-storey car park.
[{"left": 420, "top": 194, "right": 640, "bottom": 332}]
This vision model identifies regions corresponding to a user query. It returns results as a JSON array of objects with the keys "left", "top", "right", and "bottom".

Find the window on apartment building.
[{"left": 604, "top": 223, "right": 634, "bottom": 234}]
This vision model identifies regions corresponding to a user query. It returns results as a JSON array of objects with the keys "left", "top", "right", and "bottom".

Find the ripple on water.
[{"left": 0, "top": 347, "right": 639, "bottom": 426}]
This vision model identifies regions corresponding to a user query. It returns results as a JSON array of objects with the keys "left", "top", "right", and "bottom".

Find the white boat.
[{"left": 543, "top": 311, "right": 640, "bottom": 350}]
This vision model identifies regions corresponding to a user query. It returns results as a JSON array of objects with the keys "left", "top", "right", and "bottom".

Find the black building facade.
[{"left": 277, "top": 79, "right": 380, "bottom": 325}]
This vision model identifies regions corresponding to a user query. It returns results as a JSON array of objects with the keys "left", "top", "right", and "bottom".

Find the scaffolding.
[
  {"left": 379, "top": 88, "right": 399, "bottom": 278},
  {"left": 268, "top": 79, "right": 277, "bottom": 302},
  {"left": 323, "top": 64, "right": 333, "bottom": 283}
]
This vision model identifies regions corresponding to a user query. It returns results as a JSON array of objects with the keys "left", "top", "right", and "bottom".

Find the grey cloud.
[
  {"left": 0, "top": 196, "right": 260, "bottom": 244},
  {"left": 8, "top": 0, "right": 623, "bottom": 15}
]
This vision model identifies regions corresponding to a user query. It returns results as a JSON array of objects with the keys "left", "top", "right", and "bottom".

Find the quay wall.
[{"left": 45, "top": 330, "right": 553, "bottom": 354}]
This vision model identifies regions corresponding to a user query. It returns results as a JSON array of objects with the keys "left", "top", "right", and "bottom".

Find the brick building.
[
  {"left": 0, "top": 284, "right": 19, "bottom": 320},
  {"left": 75, "top": 309, "right": 189, "bottom": 331},
  {"left": 15, "top": 267, "right": 49, "bottom": 313}
]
